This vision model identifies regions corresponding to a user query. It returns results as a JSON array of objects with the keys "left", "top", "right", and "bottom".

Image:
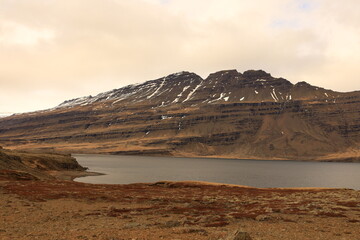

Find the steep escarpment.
[{"left": 0, "top": 69, "right": 359, "bottom": 161}]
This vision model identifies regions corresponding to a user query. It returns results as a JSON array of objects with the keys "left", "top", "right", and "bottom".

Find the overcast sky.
[{"left": 1, "top": 0, "right": 359, "bottom": 113}]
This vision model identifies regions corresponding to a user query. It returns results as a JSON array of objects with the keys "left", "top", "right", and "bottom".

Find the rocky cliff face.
[{"left": 0, "top": 69, "right": 359, "bottom": 161}]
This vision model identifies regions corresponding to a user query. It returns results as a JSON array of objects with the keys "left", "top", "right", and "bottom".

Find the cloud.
[
  {"left": 0, "top": 21, "right": 55, "bottom": 46},
  {"left": 0, "top": 0, "right": 359, "bottom": 113}
]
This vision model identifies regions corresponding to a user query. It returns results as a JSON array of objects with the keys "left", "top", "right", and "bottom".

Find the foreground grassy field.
[{"left": 1, "top": 179, "right": 359, "bottom": 240}]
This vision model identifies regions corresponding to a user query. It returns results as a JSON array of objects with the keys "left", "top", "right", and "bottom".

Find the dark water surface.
[{"left": 74, "top": 154, "right": 360, "bottom": 189}]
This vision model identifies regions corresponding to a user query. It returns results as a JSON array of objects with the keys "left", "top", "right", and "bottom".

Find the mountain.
[{"left": 0, "top": 69, "right": 359, "bottom": 161}]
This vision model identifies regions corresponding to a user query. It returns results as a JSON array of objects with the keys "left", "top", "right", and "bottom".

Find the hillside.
[
  {"left": 0, "top": 69, "right": 359, "bottom": 161},
  {"left": 0, "top": 147, "right": 89, "bottom": 180}
]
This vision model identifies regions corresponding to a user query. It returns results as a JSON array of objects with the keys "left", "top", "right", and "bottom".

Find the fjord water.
[{"left": 74, "top": 154, "right": 360, "bottom": 189}]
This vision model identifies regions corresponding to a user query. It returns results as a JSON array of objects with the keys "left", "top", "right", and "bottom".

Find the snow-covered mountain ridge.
[{"left": 57, "top": 69, "right": 340, "bottom": 109}]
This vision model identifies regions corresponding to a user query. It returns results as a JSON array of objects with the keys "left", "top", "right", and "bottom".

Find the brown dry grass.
[{"left": 0, "top": 179, "right": 359, "bottom": 240}]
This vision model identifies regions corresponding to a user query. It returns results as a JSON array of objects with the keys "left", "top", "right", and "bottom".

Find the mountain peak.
[
  {"left": 206, "top": 69, "right": 239, "bottom": 78},
  {"left": 295, "top": 81, "right": 312, "bottom": 87},
  {"left": 242, "top": 70, "right": 272, "bottom": 80},
  {"left": 166, "top": 71, "right": 192, "bottom": 78},
  {"left": 163, "top": 71, "right": 202, "bottom": 82}
]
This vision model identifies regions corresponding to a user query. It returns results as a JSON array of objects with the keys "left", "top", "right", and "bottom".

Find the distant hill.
[{"left": 0, "top": 69, "right": 359, "bottom": 162}]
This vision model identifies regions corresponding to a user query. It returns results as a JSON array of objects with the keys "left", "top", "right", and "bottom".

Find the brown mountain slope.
[{"left": 0, "top": 69, "right": 359, "bottom": 161}]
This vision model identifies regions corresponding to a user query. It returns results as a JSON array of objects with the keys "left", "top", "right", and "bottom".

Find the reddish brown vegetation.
[
  {"left": 1, "top": 179, "right": 360, "bottom": 239},
  {"left": 2, "top": 179, "right": 359, "bottom": 223}
]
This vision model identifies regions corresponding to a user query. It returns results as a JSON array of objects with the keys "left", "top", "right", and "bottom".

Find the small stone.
[
  {"left": 255, "top": 214, "right": 271, "bottom": 221},
  {"left": 225, "top": 230, "right": 252, "bottom": 240},
  {"left": 164, "top": 220, "right": 181, "bottom": 228},
  {"left": 123, "top": 223, "right": 141, "bottom": 229},
  {"left": 108, "top": 206, "right": 116, "bottom": 211},
  {"left": 264, "top": 207, "right": 273, "bottom": 213},
  {"left": 181, "top": 228, "right": 208, "bottom": 235}
]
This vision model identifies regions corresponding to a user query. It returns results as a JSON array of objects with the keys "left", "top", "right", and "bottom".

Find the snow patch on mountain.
[
  {"left": 172, "top": 86, "right": 190, "bottom": 103},
  {"left": 147, "top": 77, "right": 167, "bottom": 99},
  {"left": 183, "top": 80, "right": 203, "bottom": 102}
]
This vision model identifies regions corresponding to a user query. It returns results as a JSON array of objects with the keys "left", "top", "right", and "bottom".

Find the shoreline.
[
  {"left": 72, "top": 174, "right": 348, "bottom": 191},
  {"left": 48, "top": 170, "right": 105, "bottom": 181},
  {"left": 148, "top": 180, "right": 344, "bottom": 191},
  {"left": 72, "top": 152, "right": 360, "bottom": 163}
]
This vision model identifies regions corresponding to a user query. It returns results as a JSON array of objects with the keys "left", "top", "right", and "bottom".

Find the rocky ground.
[{"left": 1, "top": 179, "right": 359, "bottom": 240}]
